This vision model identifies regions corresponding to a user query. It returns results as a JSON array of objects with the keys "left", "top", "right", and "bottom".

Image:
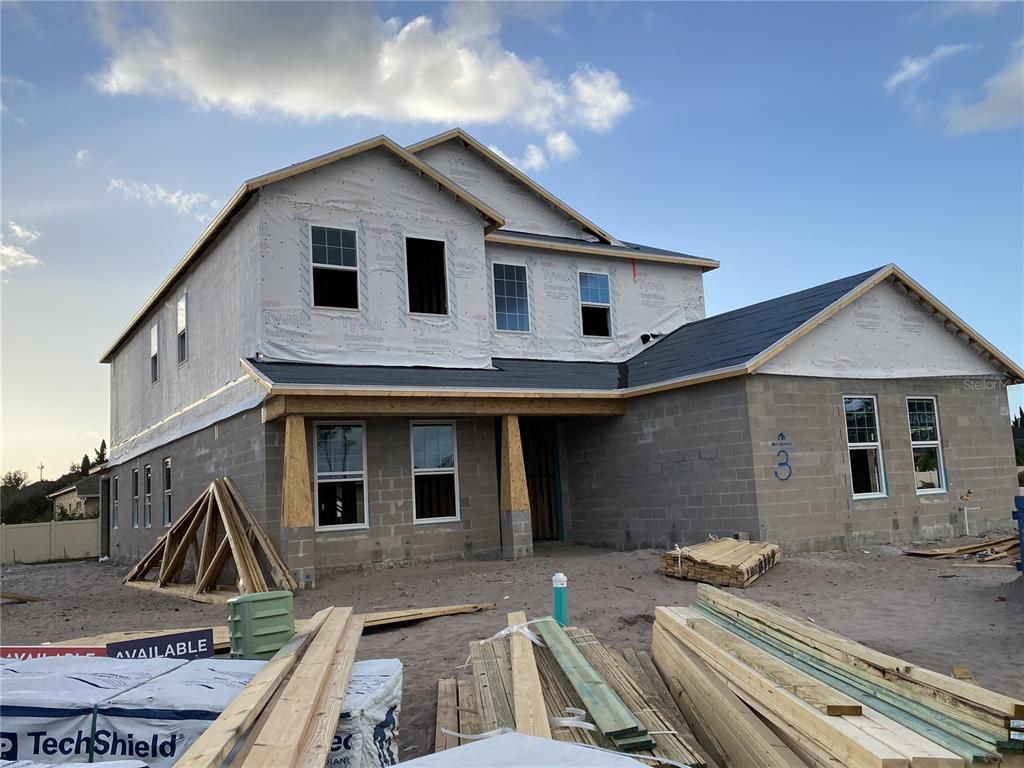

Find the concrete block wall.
[
  {"left": 106, "top": 407, "right": 270, "bottom": 565},
  {"left": 309, "top": 416, "right": 501, "bottom": 573},
  {"left": 748, "top": 374, "right": 1018, "bottom": 551},
  {"left": 561, "top": 379, "right": 759, "bottom": 550}
]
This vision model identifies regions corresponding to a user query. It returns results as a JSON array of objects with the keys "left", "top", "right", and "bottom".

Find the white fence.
[{"left": 1, "top": 518, "right": 101, "bottom": 564}]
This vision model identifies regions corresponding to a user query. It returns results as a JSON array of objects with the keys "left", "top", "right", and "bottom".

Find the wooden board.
[
  {"left": 124, "top": 580, "right": 237, "bottom": 604},
  {"left": 507, "top": 611, "right": 551, "bottom": 738},
  {"left": 456, "top": 679, "right": 482, "bottom": 745},
  {"left": 660, "top": 539, "right": 781, "bottom": 588},
  {"left": 435, "top": 678, "right": 459, "bottom": 752},
  {"left": 903, "top": 536, "right": 1016, "bottom": 558}
]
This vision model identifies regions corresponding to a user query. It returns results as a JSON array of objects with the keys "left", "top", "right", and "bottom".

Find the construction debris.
[
  {"left": 54, "top": 603, "right": 496, "bottom": 651},
  {"left": 123, "top": 477, "right": 297, "bottom": 602},
  {"left": 652, "top": 584, "right": 1024, "bottom": 767},
  {"left": 0, "top": 590, "right": 42, "bottom": 604},
  {"left": 903, "top": 533, "right": 1020, "bottom": 561},
  {"left": 660, "top": 539, "right": 781, "bottom": 587},
  {"left": 437, "top": 613, "right": 710, "bottom": 765}
]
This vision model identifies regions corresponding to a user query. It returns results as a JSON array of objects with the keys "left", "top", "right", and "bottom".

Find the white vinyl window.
[
  {"left": 579, "top": 271, "right": 611, "bottom": 337},
  {"left": 411, "top": 422, "right": 459, "bottom": 523},
  {"left": 843, "top": 396, "right": 886, "bottom": 498},
  {"left": 150, "top": 324, "right": 160, "bottom": 385},
  {"left": 311, "top": 226, "right": 359, "bottom": 310},
  {"left": 493, "top": 263, "right": 530, "bottom": 332},
  {"left": 111, "top": 475, "right": 119, "bottom": 530},
  {"left": 143, "top": 465, "right": 153, "bottom": 527},
  {"left": 315, "top": 423, "right": 367, "bottom": 530},
  {"left": 907, "top": 397, "right": 945, "bottom": 494},
  {"left": 131, "top": 469, "right": 139, "bottom": 528},
  {"left": 177, "top": 293, "right": 188, "bottom": 365},
  {"left": 162, "top": 458, "right": 172, "bottom": 526}
]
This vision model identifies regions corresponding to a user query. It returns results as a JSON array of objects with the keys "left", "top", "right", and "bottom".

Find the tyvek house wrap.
[
  {"left": 256, "top": 146, "right": 706, "bottom": 368},
  {"left": 758, "top": 280, "right": 1006, "bottom": 379}
]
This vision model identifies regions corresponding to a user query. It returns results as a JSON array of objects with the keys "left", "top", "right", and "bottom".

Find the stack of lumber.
[
  {"left": 175, "top": 605, "right": 362, "bottom": 768},
  {"left": 904, "top": 533, "right": 1020, "bottom": 564},
  {"left": 652, "top": 584, "right": 1024, "bottom": 768},
  {"left": 437, "top": 612, "right": 711, "bottom": 765},
  {"left": 123, "top": 477, "right": 298, "bottom": 603},
  {"left": 660, "top": 538, "right": 781, "bottom": 587}
]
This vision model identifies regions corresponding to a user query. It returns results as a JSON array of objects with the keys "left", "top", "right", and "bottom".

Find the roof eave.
[{"left": 485, "top": 232, "right": 720, "bottom": 271}]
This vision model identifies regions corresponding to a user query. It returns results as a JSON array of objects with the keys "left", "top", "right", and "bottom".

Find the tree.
[
  {"left": 81, "top": 454, "right": 91, "bottom": 476},
  {"left": 69, "top": 462, "right": 81, "bottom": 475},
  {"left": 1013, "top": 407, "right": 1024, "bottom": 430},
  {"left": 1, "top": 470, "right": 28, "bottom": 494},
  {"left": 94, "top": 439, "right": 107, "bottom": 464}
]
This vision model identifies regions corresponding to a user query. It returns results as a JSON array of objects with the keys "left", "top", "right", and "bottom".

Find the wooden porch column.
[
  {"left": 500, "top": 415, "right": 534, "bottom": 559},
  {"left": 281, "top": 414, "right": 316, "bottom": 587}
]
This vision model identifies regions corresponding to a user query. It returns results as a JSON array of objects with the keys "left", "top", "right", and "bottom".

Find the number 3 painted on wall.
[{"left": 774, "top": 449, "right": 792, "bottom": 481}]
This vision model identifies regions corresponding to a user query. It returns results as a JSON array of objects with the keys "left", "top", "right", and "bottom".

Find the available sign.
[
  {"left": 0, "top": 646, "right": 106, "bottom": 660},
  {"left": 106, "top": 629, "right": 214, "bottom": 660}
]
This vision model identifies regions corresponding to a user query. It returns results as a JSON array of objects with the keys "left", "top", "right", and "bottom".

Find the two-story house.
[{"left": 100, "top": 128, "right": 1022, "bottom": 585}]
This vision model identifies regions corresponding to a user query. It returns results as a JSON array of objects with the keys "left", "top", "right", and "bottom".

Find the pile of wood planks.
[
  {"left": 904, "top": 534, "right": 1020, "bottom": 565},
  {"left": 660, "top": 539, "right": 781, "bottom": 587},
  {"left": 123, "top": 477, "right": 297, "bottom": 603},
  {"left": 436, "top": 612, "right": 710, "bottom": 765},
  {"left": 652, "top": 584, "right": 1024, "bottom": 768},
  {"left": 175, "top": 606, "right": 362, "bottom": 768}
]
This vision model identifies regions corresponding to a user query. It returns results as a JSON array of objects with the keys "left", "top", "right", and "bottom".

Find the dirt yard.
[{"left": 2, "top": 538, "right": 1022, "bottom": 762}]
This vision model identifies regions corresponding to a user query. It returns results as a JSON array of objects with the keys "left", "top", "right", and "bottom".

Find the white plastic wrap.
[
  {"left": 759, "top": 280, "right": 1004, "bottom": 379},
  {"left": 401, "top": 732, "right": 647, "bottom": 767}
]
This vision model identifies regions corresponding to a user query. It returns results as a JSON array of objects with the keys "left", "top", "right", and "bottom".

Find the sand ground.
[{"left": 2, "top": 538, "right": 1021, "bottom": 761}]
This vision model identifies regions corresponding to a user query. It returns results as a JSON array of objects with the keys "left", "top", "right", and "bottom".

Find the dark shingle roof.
[
  {"left": 249, "top": 266, "right": 888, "bottom": 394},
  {"left": 491, "top": 230, "right": 718, "bottom": 269},
  {"left": 625, "top": 267, "right": 886, "bottom": 388},
  {"left": 249, "top": 357, "right": 623, "bottom": 391}
]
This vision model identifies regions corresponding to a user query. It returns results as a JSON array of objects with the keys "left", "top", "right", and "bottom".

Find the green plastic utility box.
[{"left": 227, "top": 590, "right": 295, "bottom": 660}]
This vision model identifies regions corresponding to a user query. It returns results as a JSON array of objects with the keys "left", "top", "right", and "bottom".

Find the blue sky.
[{"left": 2, "top": 1, "right": 1022, "bottom": 478}]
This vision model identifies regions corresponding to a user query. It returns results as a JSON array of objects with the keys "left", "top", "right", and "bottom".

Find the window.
[
  {"left": 143, "top": 465, "right": 152, "bottom": 528},
  {"left": 315, "top": 423, "right": 367, "bottom": 529},
  {"left": 150, "top": 324, "right": 159, "bottom": 384},
  {"left": 907, "top": 397, "right": 945, "bottom": 493},
  {"left": 411, "top": 422, "right": 459, "bottom": 522},
  {"left": 311, "top": 226, "right": 358, "bottom": 309},
  {"left": 579, "top": 272, "right": 611, "bottom": 337},
  {"left": 493, "top": 263, "right": 530, "bottom": 332},
  {"left": 162, "top": 458, "right": 172, "bottom": 526},
  {"left": 406, "top": 237, "right": 447, "bottom": 315},
  {"left": 111, "top": 476, "right": 119, "bottom": 530},
  {"left": 177, "top": 293, "right": 188, "bottom": 365},
  {"left": 843, "top": 396, "right": 886, "bottom": 498},
  {"left": 131, "top": 469, "right": 139, "bottom": 528}
]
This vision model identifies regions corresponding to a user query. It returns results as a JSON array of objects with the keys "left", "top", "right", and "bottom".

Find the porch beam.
[
  {"left": 282, "top": 414, "right": 313, "bottom": 529},
  {"left": 499, "top": 415, "right": 533, "bottom": 560},
  {"left": 264, "top": 394, "right": 624, "bottom": 419}
]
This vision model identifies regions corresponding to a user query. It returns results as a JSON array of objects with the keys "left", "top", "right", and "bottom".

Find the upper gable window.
[
  {"left": 493, "top": 263, "right": 530, "bottom": 332},
  {"left": 149, "top": 324, "right": 159, "bottom": 385},
  {"left": 311, "top": 226, "right": 358, "bottom": 309},
  {"left": 579, "top": 272, "right": 611, "bottom": 337},
  {"left": 406, "top": 237, "right": 448, "bottom": 315},
  {"left": 176, "top": 293, "right": 188, "bottom": 365}
]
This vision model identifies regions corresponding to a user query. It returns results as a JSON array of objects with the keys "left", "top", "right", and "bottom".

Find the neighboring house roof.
[
  {"left": 407, "top": 128, "right": 619, "bottom": 245},
  {"left": 245, "top": 357, "right": 623, "bottom": 394},
  {"left": 242, "top": 264, "right": 1024, "bottom": 398},
  {"left": 46, "top": 484, "right": 78, "bottom": 500},
  {"left": 486, "top": 230, "right": 719, "bottom": 271},
  {"left": 100, "top": 135, "right": 506, "bottom": 364},
  {"left": 75, "top": 475, "right": 101, "bottom": 498}
]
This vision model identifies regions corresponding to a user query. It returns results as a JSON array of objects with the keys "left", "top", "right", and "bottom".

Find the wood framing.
[
  {"left": 282, "top": 414, "right": 313, "bottom": 528},
  {"left": 499, "top": 416, "right": 530, "bottom": 517}
]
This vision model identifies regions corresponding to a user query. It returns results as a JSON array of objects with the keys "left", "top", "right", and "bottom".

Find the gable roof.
[
  {"left": 407, "top": 128, "right": 619, "bottom": 245},
  {"left": 100, "top": 135, "right": 505, "bottom": 364},
  {"left": 241, "top": 264, "right": 1023, "bottom": 399},
  {"left": 486, "top": 230, "right": 719, "bottom": 271}
]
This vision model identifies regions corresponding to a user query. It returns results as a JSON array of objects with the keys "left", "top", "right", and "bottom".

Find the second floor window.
[
  {"left": 579, "top": 272, "right": 611, "bottom": 337},
  {"left": 111, "top": 475, "right": 119, "bottom": 530},
  {"left": 406, "top": 237, "right": 448, "bottom": 315},
  {"left": 311, "top": 226, "right": 358, "bottom": 309},
  {"left": 131, "top": 469, "right": 139, "bottom": 528},
  {"left": 177, "top": 293, "right": 188, "bottom": 365},
  {"left": 150, "top": 324, "right": 159, "bottom": 384},
  {"left": 143, "top": 464, "right": 152, "bottom": 528},
  {"left": 163, "top": 458, "right": 172, "bottom": 526},
  {"left": 493, "top": 263, "right": 530, "bottom": 332}
]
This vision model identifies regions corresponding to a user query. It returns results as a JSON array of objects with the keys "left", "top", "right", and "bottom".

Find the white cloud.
[
  {"left": 885, "top": 44, "right": 973, "bottom": 94},
  {"left": 520, "top": 144, "right": 547, "bottom": 171},
  {"left": 947, "top": 47, "right": 1024, "bottom": 135},
  {"left": 909, "top": 1, "right": 1003, "bottom": 24},
  {"left": 1, "top": 75, "right": 34, "bottom": 118},
  {"left": 0, "top": 221, "right": 43, "bottom": 273},
  {"left": 90, "top": 3, "right": 630, "bottom": 146},
  {"left": 73, "top": 149, "right": 91, "bottom": 167},
  {"left": 108, "top": 178, "right": 214, "bottom": 220},
  {"left": 7, "top": 220, "right": 41, "bottom": 243},
  {"left": 545, "top": 130, "right": 579, "bottom": 161}
]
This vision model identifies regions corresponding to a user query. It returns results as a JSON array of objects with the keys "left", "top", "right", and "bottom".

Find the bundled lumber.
[
  {"left": 442, "top": 613, "right": 711, "bottom": 765},
  {"left": 903, "top": 534, "right": 1016, "bottom": 559},
  {"left": 175, "top": 605, "right": 361, "bottom": 768},
  {"left": 652, "top": 584, "right": 1024, "bottom": 766},
  {"left": 660, "top": 538, "right": 781, "bottom": 587},
  {"left": 123, "top": 477, "right": 297, "bottom": 602}
]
